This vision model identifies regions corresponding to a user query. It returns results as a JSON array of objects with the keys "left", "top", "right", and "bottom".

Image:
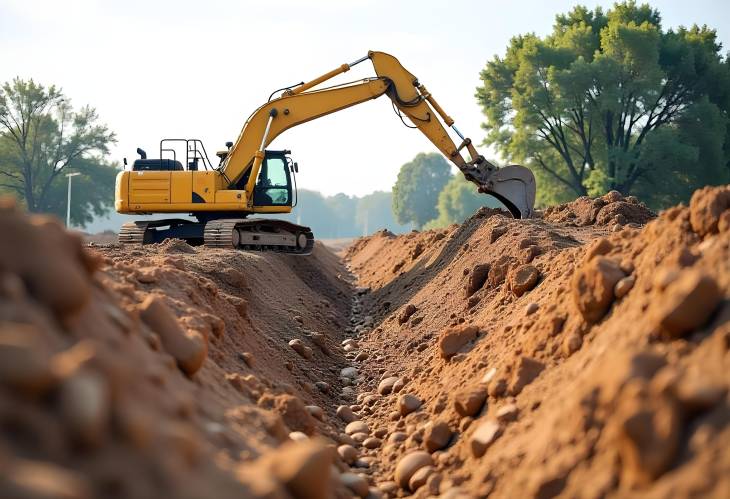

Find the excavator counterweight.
[{"left": 115, "top": 51, "right": 536, "bottom": 250}]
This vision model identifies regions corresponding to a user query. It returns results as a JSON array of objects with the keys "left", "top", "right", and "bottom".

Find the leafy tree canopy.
[
  {"left": 0, "top": 78, "right": 117, "bottom": 226},
  {"left": 424, "top": 175, "right": 502, "bottom": 229},
  {"left": 392, "top": 152, "right": 452, "bottom": 228},
  {"left": 476, "top": 1, "right": 730, "bottom": 208}
]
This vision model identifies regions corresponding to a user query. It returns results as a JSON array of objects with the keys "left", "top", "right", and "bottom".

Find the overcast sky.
[{"left": 1, "top": 0, "right": 728, "bottom": 197}]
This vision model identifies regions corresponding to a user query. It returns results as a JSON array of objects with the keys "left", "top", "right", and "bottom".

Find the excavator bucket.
[{"left": 479, "top": 165, "right": 536, "bottom": 219}]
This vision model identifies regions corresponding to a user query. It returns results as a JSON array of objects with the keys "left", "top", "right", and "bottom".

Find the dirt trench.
[{"left": 1, "top": 185, "right": 729, "bottom": 499}]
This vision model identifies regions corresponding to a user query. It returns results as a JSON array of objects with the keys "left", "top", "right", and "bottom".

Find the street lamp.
[{"left": 65, "top": 172, "right": 81, "bottom": 228}]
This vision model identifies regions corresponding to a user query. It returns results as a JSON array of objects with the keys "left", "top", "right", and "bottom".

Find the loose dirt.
[{"left": 1, "top": 187, "right": 728, "bottom": 498}]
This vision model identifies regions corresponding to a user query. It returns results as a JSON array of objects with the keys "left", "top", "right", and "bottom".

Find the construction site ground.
[{"left": 1, "top": 185, "right": 729, "bottom": 499}]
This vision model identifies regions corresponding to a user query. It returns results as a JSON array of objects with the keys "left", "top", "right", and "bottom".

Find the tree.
[
  {"left": 392, "top": 152, "right": 451, "bottom": 228},
  {"left": 0, "top": 78, "right": 117, "bottom": 225},
  {"left": 355, "top": 191, "right": 410, "bottom": 235},
  {"left": 424, "top": 175, "right": 502, "bottom": 229},
  {"left": 476, "top": 2, "right": 730, "bottom": 207}
]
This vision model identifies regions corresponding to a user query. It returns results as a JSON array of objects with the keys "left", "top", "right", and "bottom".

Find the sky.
[{"left": 1, "top": 0, "right": 728, "bottom": 197}]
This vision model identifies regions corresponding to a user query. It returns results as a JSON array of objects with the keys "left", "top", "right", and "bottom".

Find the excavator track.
[
  {"left": 204, "top": 218, "right": 314, "bottom": 255},
  {"left": 118, "top": 221, "right": 151, "bottom": 245}
]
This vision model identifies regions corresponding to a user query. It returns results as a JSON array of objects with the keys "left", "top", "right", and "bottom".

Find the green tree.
[
  {"left": 355, "top": 190, "right": 410, "bottom": 235},
  {"left": 476, "top": 2, "right": 730, "bottom": 207},
  {"left": 0, "top": 78, "right": 117, "bottom": 225},
  {"left": 424, "top": 175, "right": 502, "bottom": 229},
  {"left": 392, "top": 152, "right": 451, "bottom": 228}
]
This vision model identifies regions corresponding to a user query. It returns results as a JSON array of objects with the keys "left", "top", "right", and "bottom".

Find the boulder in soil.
[
  {"left": 438, "top": 325, "right": 479, "bottom": 359},
  {"left": 572, "top": 257, "right": 625, "bottom": 323}
]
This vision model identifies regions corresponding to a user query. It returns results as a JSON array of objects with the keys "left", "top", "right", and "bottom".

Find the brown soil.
[{"left": 1, "top": 187, "right": 729, "bottom": 499}]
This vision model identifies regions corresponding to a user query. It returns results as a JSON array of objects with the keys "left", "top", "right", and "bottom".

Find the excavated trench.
[{"left": 1, "top": 185, "right": 730, "bottom": 499}]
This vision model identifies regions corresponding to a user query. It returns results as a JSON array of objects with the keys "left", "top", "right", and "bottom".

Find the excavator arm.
[{"left": 219, "top": 51, "right": 536, "bottom": 218}]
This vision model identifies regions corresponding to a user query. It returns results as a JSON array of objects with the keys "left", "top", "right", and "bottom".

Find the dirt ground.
[{"left": 1, "top": 186, "right": 729, "bottom": 498}]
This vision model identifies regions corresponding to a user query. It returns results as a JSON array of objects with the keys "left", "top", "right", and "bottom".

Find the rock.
[
  {"left": 3, "top": 460, "right": 92, "bottom": 499},
  {"left": 398, "top": 394, "right": 422, "bottom": 416},
  {"left": 525, "top": 302, "right": 539, "bottom": 315},
  {"left": 481, "top": 368, "right": 497, "bottom": 385},
  {"left": 139, "top": 296, "right": 207, "bottom": 376},
  {"left": 496, "top": 404, "right": 519, "bottom": 423},
  {"left": 408, "top": 465, "right": 435, "bottom": 492},
  {"left": 438, "top": 325, "right": 479, "bottom": 359},
  {"left": 351, "top": 432, "right": 369, "bottom": 443},
  {"left": 509, "top": 265, "right": 540, "bottom": 296},
  {"left": 614, "top": 275, "right": 635, "bottom": 299},
  {"left": 378, "top": 376, "right": 400, "bottom": 395},
  {"left": 572, "top": 257, "right": 625, "bottom": 323},
  {"left": 689, "top": 185, "right": 730, "bottom": 237},
  {"left": 59, "top": 371, "right": 109, "bottom": 447},
  {"left": 470, "top": 420, "right": 502, "bottom": 457},
  {"left": 394, "top": 451, "right": 433, "bottom": 490},
  {"left": 488, "top": 255, "right": 512, "bottom": 286},
  {"left": 363, "top": 437, "right": 382, "bottom": 449},
  {"left": 263, "top": 394, "right": 316, "bottom": 435},
  {"left": 341, "top": 367, "right": 358, "bottom": 379},
  {"left": 378, "top": 481, "right": 399, "bottom": 495},
  {"left": 466, "top": 264, "right": 490, "bottom": 296},
  {"left": 650, "top": 270, "right": 721, "bottom": 339},
  {"left": 315, "top": 381, "right": 330, "bottom": 393},
  {"left": 398, "top": 304, "right": 417, "bottom": 324},
  {"left": 563, "top": 332, "right": 583, "bottom": 357},
  {"left": 267, "top": 440, "right": 333, "bottom": 499},
  {"left": 392, "top": 377, "right": 406, "bottom": 393},
  {"left": 344, "top": 344, "right": 357, "bottom": 353},
  {"left": 509, "top": 356, "right": 545, "bottom": 395},
  {"left": 454, "top": 385, "right": 487, "bottom": 417},
  {"left": 0, "top": 325, "right": 55, "bottom": 396},
  {"left": 584, "top": 237, "right": 613, "bottom": 262},
  {"left": 305, "top": 405, "right": 324, "bottom": 420},
  {"left": 354, "top": 351, "right": 369, "bottom": 362},
  {"left": 346, "top": 420, "right": 370, "bottom": 435},
  {"left": 289, "top": 431, "right": 309, "bottom": 441},
  {"left": 676, "top": 378, "right": 728, "bottom": 412},
  {"left": 338, "top": 444, "right": 359, "bottom": 464},
  {"left": 389, "top": 431, "right": 408, "bottom": 443},
  {"left": 336, "top": 405, "right": 357, "bottom": 423},
  {"left": 239, "top": 351, "right": 255, "bottom": 367},
  {"left": 341, "top": 472, "right": 369, "bottom": 498},
  {"left": 310, "top": 332, "right": 329, "bottom": 354},
  {"left": 289, "top": 339, "right": 313, "bottom": 360},
  {"left": 424, "top": 421, "right": 452, "bottom": 452},
  {"left": 488, "top": 378, "right": 508, "bottom": 398}
]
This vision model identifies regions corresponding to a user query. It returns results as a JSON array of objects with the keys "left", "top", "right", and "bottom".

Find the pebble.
[
  {"left": 481, "top": 367, "right": 497, "bottom": 385},
  {"left": 345, "top": 420, "right": 370, "bottom": 435},
  {"left": 496, "top": 404, "right": 519, "bottom": 423},
  {"left": 351, "top": 432, "right": 369, "bottom": 443},
  {"left": 651, "top": 270, "right": 721, "bottom": 339},
  {"left": 454, "top": 385, "right": 487, "bottom": 417},
  {"left": 354, "top": 351, "right": 369, "bottom": 362},
  {"left": 378, "top": 376, "right": 400, "bottom": 395},
  {"left": 394, "top": 451, "right": 433, "bottom": 490},
  {"left": 341, "top": 367, "right": 358, "bottom": 379},
  {"left": 424, "top": 421, "right": 452, "bottom": 452},
  {"left": 268, "top": 441, "right": 332, "bottom": 499},
  {"left": 336, "top": 405, "right": 357, "bottom": 423},
  {"left": 289, "top": 431, "right": 309, "bottom": 441},
  {"left": 59, "top": 371, "right": 109, "bottom": 447},
  {"left": 438, "top": 325, "right": 479, "bottom": 359},
  {"left": 398, "top": 394, "right": 422, "bottom": 416},
  {"left": 0, "top": 328, "right": 55, "bottom": 395},
  {"left": 344, "top": 344, "right": 357, "bottom": 353},
  {"left": 288, "top": 339, "right": 313, "bottom": 360},
  {"left": 392, "top": 377, "right": 406, "bottom": 393},
  {"left": 525, "top": 302, "right": 539, "bottom": 315},
  {"left": 363, "top": 437, "right": 382, "bottom": 449},
  {"left": 470, "top": 420, "right": 502, "bottom": 457},
  {"left": 614, "top": 275, "right": 636, "bottom": 298},
  {"left": 340, "top": 473, "right": 369, "bottom": 498},
  {"left": 315, "top": 381, "right": 330, "bottom": 393},
  {"left": 408, "top": 465, "right": 435, "bottom": 492},
  {"left": 388, "top": 431, "right": 408, "bottom": 443},
  {"left": 305, "top": 405, "right": 324, "bottom": 420},
  {"left": 338, "top": 444, "right": 358, "bottom": 464},
  {"left": 378, "top": 481, "right": 399, "bottom": 495}
]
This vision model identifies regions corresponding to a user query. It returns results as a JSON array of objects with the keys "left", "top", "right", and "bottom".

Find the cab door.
[{"left": 252, "top": 152, "right": 293, "bottom": 210}]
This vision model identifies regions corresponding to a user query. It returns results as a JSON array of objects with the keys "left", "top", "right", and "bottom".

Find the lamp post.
[{"left": 65, "top": 172, "right": 81, "bottom": 228}]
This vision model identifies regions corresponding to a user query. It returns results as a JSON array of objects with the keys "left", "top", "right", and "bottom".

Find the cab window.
[{"left": 253, "top": 156, "right": 291, "bottom": 206}]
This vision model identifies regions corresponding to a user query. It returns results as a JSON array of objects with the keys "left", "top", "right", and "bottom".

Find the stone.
[
  {"left": 572, "top": 257, "right": 625, "bottom": 323},
  {"left": 341, "top": 367, "right": 358, "bottom": 379},
  {"left": 509, "top": 264, "right": 540, "bottom": 296},
  {"left": 394, "top": 451, "right": 433, "bottom": 489},
  {"left": 363, "top": 437, "right": 382, "bottom": 449},
  {"left": 409, "top": 465, "right": 435, "bottom": 492},
  {"left": 389, "top": 431, "right": 408, "bottom": 443},
  {"left": 0, "top": 326, "right": 55, "bottom": 396},
  {"left": 267, "top": 440, "right": 333, "bottom": 499},
  {"left": 466, "top": 263, "right": 490, "bottom": 296},
  {"left": 614, "top": 275, "right": 635, "bottom": 299},
  {"left": 351, "top": 432, "right": 369, "bottom": 443},
  {"left": 139, "top": 296, "right": 207, "bottom": 376},
  {"left": 288, "top": 339, "right": 313, "bottom": 360},
  {"left": 424, "top": 421, "right": 452, "bottom": 452},
  {"left": 650, "top": 270, "right": 721, "bottom": 339},
  {"left": 340, "top": 473, "right": 369, "bottom": 498},
  {"left": 470, "top": 420, "right": 502, "bottom": 457},
  {"left": 392, "top": 377, "right": 406, "bottom": 393},
  {"left": 563, "top": 332, "right": 583, "bottom": 357},
  {"left": 305, "top": 405, "right": 324, "bottom": 420},
  {"left": 689, "top": 185, "right": 730, "bottom": 237},
  {"left": 454, "top": 385, "right": 487, "bottom": 417},
  {"left": 481, "top": 367, "right": 497, "bottom": 385},
  {"left": 438, "top": 325, "right": 479, "bottom": 359},
  {"left": 398, "top": 394, "right": 422, "bottom": 416},
  {"left": 398, "top": 304, "right": 417, "bottom": 324},
  {"left": 315, "top": 381, "right": 330, "bottom": 393},
  {"left": 59, "top": 371, "right": 109, "bottom": 447},
  {"left": 354, "top": 351, "right": 369, "bottom": 362},
  {"left": 336, "top": 405, "right": 357, "bottom": 423},
  {"left": 495, "top": 404, "right": 519, "bottom": 423},
  {"left": 338, "top": 444, "right": 358, "bottom": 464},
  {"left": 289, "top": 431, "right": 309, "bottom": 442},
  {"left": 525, "top": 302, "right": 539, "bottom": 315},
  {"left": 509, "top": 356, "right": 545, "bottom": 395},
  {"left": 378, "top": 376, "right": 400, "bottom": 395},
  {"left": 345, "top": 420, "right": 370, "bottom": 435}
]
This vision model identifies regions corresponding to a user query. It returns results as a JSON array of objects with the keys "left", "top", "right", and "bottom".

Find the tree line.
[{"left": 2, "top": 2, "right": 729, "bottom": 229}]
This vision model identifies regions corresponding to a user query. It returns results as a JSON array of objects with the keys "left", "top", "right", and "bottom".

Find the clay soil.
[{"left": 1, "top": 186, "right": 729, "bottom": 499}]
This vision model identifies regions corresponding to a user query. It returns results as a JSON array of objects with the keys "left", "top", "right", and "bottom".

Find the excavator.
[{"left": 115, "top": 51, "right": 535, "bottom": 254}]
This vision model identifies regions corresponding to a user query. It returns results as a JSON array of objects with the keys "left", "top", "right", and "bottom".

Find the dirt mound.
[
  {"left": 543, "top": 190, "right": 655, "bottom": 228},
  {"left": 344, "top": 185, "right": 729, "bottom": 497}
]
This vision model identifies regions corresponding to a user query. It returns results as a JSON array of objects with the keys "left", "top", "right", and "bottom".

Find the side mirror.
[{"left": 225, "top": 141, "right": 233, "bottom": 149}]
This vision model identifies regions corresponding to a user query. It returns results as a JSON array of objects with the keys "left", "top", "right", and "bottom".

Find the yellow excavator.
[{"left": 115, "top": 51, "right": 535, "bottom": 254}]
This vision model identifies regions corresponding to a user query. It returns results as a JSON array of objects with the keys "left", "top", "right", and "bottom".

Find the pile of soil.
[
  {"left": 343, "top": 185, "right": 730, "bottom": 497},
  {"left": 1, "top": 184, "right": 728, "bottom": 499}
]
